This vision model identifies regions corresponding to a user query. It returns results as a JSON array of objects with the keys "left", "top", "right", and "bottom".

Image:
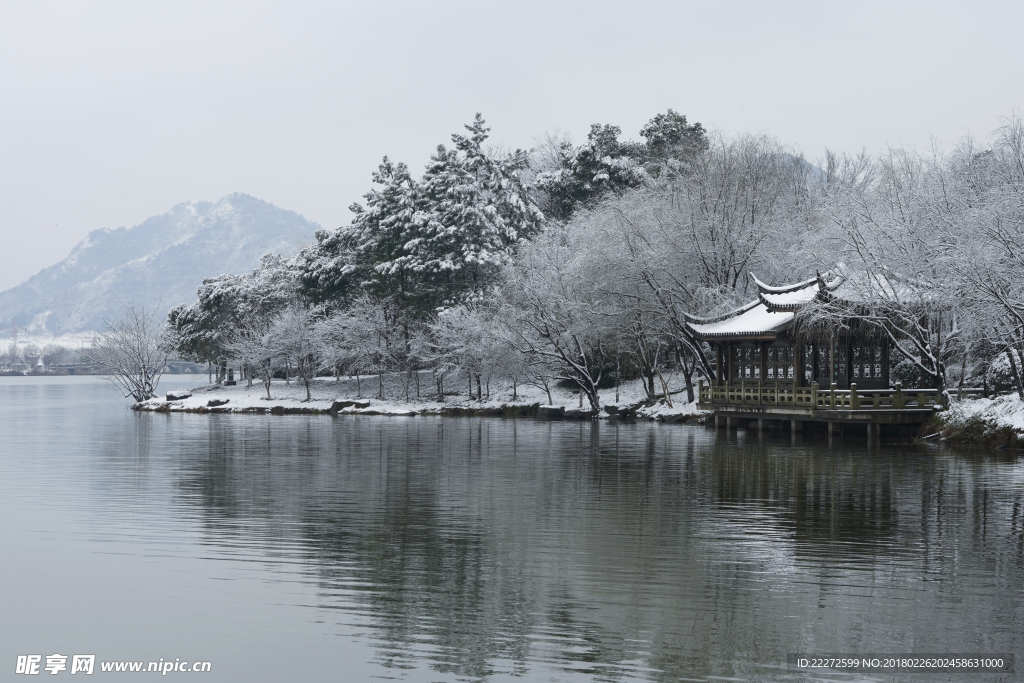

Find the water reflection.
[
  {"left": 161, "top": 418, "right": 1024, "bottom": 681},
  {"left": 1, "top": 378, "right": 1022, "bottom": 682}
]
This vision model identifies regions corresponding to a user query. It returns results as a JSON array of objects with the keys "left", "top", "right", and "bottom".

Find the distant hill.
[{"left": 0, "top": 193, "right": 320, "bottom": 336}]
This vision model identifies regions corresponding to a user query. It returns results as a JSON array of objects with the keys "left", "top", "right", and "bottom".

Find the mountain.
[{"left": 0, "top": 193, "right": 320, "bottom": 336}]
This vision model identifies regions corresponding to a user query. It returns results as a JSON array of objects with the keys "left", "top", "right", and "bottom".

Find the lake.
[{"left": 1, "top": 376, "right": 1021, "bottom": 681}]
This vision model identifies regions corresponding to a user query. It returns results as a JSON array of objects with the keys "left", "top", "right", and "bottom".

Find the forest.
[{"left": 165, "top": 111, "right": 1024, "bottom": 411}]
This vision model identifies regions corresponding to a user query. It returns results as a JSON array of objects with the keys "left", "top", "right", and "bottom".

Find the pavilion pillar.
[
  {"left": 827, "top": 421, "right": 835, "bottom": 446},
  {"left": 795, "top": 342, "right": 804, "bottom": 386},
  {"left": 759, "top": 341, "right": 767, "bottom": 384},
  {"left": 882, "top": 343, "right": 891, "bottom": 389},
  {"left": 830, "top": 336, "right": 836, "bottom": 386},
  {"left": 726, "top": 343, "right": 734, "bottom": 386}
]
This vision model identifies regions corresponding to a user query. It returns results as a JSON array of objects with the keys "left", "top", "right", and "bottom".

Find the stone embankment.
[{"left": 134, "top": 380, "right": 707, "bottom": 423}]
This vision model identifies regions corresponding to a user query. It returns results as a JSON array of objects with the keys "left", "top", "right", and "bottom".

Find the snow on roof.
[
  {"left": 750, "top": 273, "right": 820, "bottom": 294},
  {"left": 750, "top": 272, "right": 845, "bottom": 311},
  {"left": 687, "top": 270, "right": 854, "bottom": 339},
  {"left": 689, "top": 302, "right": 794, "bottom": 339},
  {"left": 759, "top": 286, "right": 819, "bottom": 309}
]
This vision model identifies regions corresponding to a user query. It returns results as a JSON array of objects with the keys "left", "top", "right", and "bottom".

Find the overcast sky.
[{"left": 1, "top": 0, "right": 1022, "bottom": 291}]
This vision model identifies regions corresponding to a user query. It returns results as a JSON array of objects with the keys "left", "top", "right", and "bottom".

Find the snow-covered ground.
[
  {"left": 942, "top": 394, "right": 1024, "bottom": 432},
  {"left": 136, "top": 372, "right": 708, "bottom": 422}
]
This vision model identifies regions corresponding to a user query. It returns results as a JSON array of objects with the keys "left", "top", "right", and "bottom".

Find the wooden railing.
[{"left": 699, "top": 381, "right": 943, "bottom": 411}]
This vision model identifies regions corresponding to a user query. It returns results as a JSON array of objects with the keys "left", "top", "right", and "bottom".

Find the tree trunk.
[
  {"left": 656, "top": 368, "right": 674, "bottom": 408},
  {"left": 679, "top": 346, "right": 695, "bottom": 403},
  {"left": 1007, "top": 348, "right": 1024, "bottom": 401},
  {"left": 356, "top": 372, "right": 361, "bottom": 397},
  {"left": 1008, "top": 349, "right": 1024, "bottom": 400},
  {"left": 615, "top": 356, "right": 620, "bottom": 404},
  {"left": 580, "top": 379, "right": 600, "bottom": 412},
  {"left": 957, "top": 353, "right": 967, "bottom": 401}
]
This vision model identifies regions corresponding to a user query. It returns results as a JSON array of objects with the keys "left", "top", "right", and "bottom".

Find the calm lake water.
[{"left": 1, "top": 376, "right": 1022, "bottom": 682}]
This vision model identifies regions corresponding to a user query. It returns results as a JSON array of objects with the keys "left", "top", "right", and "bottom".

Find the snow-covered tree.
[
  {"left": 168, "top": 254, "right": 299, "bottom": 377},
  {"left": 533, "top": 109, "right": 708, "bottom": 220},
  {"left": 497, "top": 224, "right": 618, "bottom": 412},
  {"left": 562, "top": 133, "right": 816, "bottom": 386},
  {"left": 225, "top": 319, "right": 280, "bottom": 400},
  {"left": 811, "top": 147, "right": 962, "bottom": 401},
  {"left": 534, "top": 123, "right": 648, "bottom": 221},
  {"left": 270, "top": 305, "right": 321, "bottom": 402},
  {"left": 84, "top": 303, "right": 171, "bottom": 402},
  {"left": 41, "top": 344, "right": 77, "bottom": 370},
  {"left": 300, "top": 115, "right": 543, "bottom": 321},
  {"left": 946, "top": 116, "right": 1024, "bottom": 394}
]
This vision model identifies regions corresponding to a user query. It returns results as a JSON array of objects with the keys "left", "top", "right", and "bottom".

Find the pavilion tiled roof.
[
  {"left": 687, "top": 302, "right": 793, "bottom": 339},
  {"left": 688, "top": 271, "right": 844, "bottom": 339}
]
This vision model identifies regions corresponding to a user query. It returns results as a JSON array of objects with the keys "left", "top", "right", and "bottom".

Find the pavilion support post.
[
  {"left": 791, "top": 419, "right": 801, "bottom": 433},
  {"left": 727, "top": 416, "right": 736, "bottom": 430},
  {"left": 757, "top": 417, "right": 766, "bottom": 432},
  {"left": 827, "top": 421, "right": 835, "bottom": 446},
  {"left": 760, "top": 342, "right": 767, "bottom": 388}
]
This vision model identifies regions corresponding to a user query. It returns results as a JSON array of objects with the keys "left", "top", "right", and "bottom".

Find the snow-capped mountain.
[{"left": 0, "top": 193, "right": 320, "bottom": 336}]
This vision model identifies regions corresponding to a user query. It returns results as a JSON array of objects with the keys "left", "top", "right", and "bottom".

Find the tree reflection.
[{"left": 159, "top": 417, "right": 1024, "bottom": 681}]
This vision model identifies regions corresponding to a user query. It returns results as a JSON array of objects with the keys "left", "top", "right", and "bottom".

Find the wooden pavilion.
[{"left": 695, "top": 273, "right": 943, "bottom": 445}]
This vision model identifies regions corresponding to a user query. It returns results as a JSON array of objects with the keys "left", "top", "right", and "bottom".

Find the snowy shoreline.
[
  {"left": 933, "top": 395, "right": 1024, "bottom": 448},
  {"left": 134, "top": 375, "right": 709, "bottom": 423}
]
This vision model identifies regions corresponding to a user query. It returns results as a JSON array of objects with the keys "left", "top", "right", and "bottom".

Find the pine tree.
[
  {"left": 416, "top": 114, "right": 543, "bottom": 307},
  {"left": 301, "top": 114, "right": 542, "bottom": 319}
]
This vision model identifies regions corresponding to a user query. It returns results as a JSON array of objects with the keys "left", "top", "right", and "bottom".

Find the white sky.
[{"left": 1, "top": 0, "right": 1022, "bottom": 291}]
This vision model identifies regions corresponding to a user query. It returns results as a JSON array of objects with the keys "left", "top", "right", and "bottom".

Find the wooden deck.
[{"left": 698, "top": 380, "right": 957, "bottom": 445}]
